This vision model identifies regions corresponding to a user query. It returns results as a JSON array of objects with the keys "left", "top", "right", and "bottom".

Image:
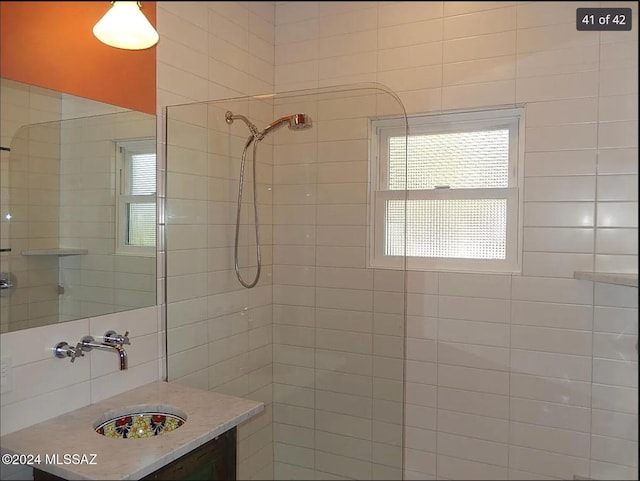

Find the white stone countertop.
[{"left": 0, "top": 381, "right": 264, "bottom": 480}]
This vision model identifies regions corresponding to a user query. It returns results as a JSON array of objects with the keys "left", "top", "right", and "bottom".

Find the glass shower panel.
[{"left": 166, "top": 84, "right": 407, "bottom": 480}]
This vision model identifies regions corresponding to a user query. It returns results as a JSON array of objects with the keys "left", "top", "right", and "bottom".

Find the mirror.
[{"left": 0, "top": 78, "right": 157, "bottom": 333}]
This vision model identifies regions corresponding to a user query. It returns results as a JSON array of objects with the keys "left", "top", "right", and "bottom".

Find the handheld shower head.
[{"left": 261, "top": 113, "right": 312, "bottom": 136}]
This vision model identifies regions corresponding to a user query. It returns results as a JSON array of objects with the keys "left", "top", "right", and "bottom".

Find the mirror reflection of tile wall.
[{"left": 0, "top": 78, "right": 157, "bottom": 333}]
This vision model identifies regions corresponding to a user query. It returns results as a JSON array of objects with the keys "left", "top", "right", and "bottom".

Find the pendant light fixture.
[{"left": 93, "top": 1, "right": 159, "bottom": 50}]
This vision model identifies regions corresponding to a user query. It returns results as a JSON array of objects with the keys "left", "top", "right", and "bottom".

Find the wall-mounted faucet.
[
  {"left": 81, "top": 331, "right": 130, "bottom": 370},
  {"left": 54, "top": 341, "right": 84, "bottom": 363},
  {"left": 53, "top": 330, "right": 130, "bottom": 370}
]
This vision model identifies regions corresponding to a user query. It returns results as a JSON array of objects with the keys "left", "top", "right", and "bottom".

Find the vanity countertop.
[{"left": 0, "top": 381, "right": 264, "bottom": 480}]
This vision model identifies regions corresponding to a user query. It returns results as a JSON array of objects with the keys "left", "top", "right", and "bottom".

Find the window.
[
  {"left": 115, "top": 139, "right": 156, "bottom": 256},
  {"left": 369, "top": 107, "right": 524, "bottom": 272}
]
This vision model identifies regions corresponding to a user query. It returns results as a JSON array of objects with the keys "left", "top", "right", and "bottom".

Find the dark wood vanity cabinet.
[{"left": 33, "top": 428, "right": 237, "bottom": 481}]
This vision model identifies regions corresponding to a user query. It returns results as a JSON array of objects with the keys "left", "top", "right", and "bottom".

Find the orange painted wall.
[{"left": 0, "top": 1, "right": 156, "bottom": 114}]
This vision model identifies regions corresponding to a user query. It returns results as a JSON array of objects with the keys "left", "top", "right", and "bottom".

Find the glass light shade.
[{"left": 93, "top": 2, "right": 159, "bottom": 50}]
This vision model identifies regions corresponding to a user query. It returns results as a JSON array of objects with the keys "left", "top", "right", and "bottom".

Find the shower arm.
[{"left": 225, "top": 111, "right": 262, "bottom": 140}]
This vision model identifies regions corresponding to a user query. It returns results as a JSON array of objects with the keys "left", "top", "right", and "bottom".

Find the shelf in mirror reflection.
[{"left": 21, "top": 248, "right": 89, "bottom": 256}]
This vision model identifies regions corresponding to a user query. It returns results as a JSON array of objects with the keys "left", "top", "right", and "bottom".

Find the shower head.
[
  {"left": 261, "top": 113, "right": 312, "bottom": 136},
  {"left": 225, "top": 111, "right": 312, "bottom": 139}
]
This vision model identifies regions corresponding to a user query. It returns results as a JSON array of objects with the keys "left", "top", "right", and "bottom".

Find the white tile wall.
[
  {"left": 161, "top": 3, "right": 276, "bottom": 479},
  {"left": 0, "top": 305, "right": 161, "bottom": 438},
  {"left": 272, "top": 1, "right": 638, "bottom": 480}
]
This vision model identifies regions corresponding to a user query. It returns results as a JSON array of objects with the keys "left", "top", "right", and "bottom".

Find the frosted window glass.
[
  {"left": 388, "top": 129, "right": 509, "bottom": 190},
  {"left": 127, "top": 203, "right": 156, "bottom": 247},
  {"left": 386, "top": 199, "right": 507, "bottom": 259}
]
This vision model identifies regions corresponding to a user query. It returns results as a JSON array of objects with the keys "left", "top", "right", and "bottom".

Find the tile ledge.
[
  {"left": 21, "top": 248, "right": 88, "bottom": 256},
  {"left": 573, "top": 271, "right": 638, "bottom": 288}
]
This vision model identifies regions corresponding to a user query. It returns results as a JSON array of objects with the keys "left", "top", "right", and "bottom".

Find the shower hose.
[{"left": 234, "top": 135, "right": 261, "bottom": 288}]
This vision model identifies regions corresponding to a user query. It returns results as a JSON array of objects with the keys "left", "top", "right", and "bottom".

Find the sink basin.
[{"left": 94, "top": 405, "right": 187, "bottom": 439}]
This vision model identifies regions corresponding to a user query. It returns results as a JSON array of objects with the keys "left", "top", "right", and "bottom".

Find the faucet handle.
[
  {"left": 55, "top": 341, "right": 84, "bottom": 363},
  {"left": 70, "top": 342, "right": 84, "bottom": 363},
  {"left": 104, "top": 330, "right": 130, "bottom": 345}
]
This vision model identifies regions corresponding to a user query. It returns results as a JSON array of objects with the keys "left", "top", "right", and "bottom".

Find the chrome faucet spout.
[
  {"left": 115, "top": 345, "right": 128, "bottom": 370},
  {"left": 80, "top": 335, "right": 129, "bottom": 370}
]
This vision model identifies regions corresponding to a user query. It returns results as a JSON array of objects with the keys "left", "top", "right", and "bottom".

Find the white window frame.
[
  {"left": 369, "top": 107, "right": 525, "bottom": 273},
  {"left": 115, "top": 138, "right": 156, "bottom": 257}
]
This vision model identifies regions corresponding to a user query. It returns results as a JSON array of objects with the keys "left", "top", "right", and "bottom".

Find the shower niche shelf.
[
  {"left": 21, "top": 248, "right": 88, "bottom": 257},
  {"left": 573, "top": 271, "right": 638, "bottom": 288}
]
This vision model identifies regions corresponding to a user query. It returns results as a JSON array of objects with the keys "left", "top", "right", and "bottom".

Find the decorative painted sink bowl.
[{"left": 94, "top": 405, "right": 187, "bottom": 440}]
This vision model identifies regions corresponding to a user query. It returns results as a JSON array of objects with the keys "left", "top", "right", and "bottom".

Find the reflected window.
[{"left": 116, "top": 139, "right": 156, "bottom": 255}]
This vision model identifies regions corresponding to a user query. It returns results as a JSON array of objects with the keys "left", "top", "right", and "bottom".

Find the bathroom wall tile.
[
  {"left": 508, "top": 445, "right": 589, "bottom": 479},
  {"left": 0, "top": 381, "right": 91, "bottom": 436},
  {"left": 378, "top": 65, "right": 443, "bottom": 94},
  {"left": 405, "top": 403, "right": 437, "bottom": 431},
  {"left": 405, "top": 383, "right": 436, "bottom": 408},
  {"left": 406, "top": 360, "right": 437, "bottom": 385},
  {"left": 592, "top": 358, "right": 637, "bottom": 388},
  {"left": 378, "top": 42, "right": 443, "bottom": 72},
  {"left": 90, "top": 360, "right": 159, "bottom": 403},
  {"left": 444, "top": 6, "right": 516, "bottom": 40},
  {"left": 406, "top": 316, "right": 437, "bottom": 340},
  {"left": 438, "top": 387, "right": 509, "bottom": 419},
  {"left": 597, "top": 174, "right": 638, "bottom": 202},
  {"left": 437, "top": 431, "right": 509, "bottom": 467},
  {"left": 377, "top": 2, "right": 443, "bottom": 28},
  {"left": 524, "top": 175, "right": 596, "bottom": 201},
  {"left": 510, "top": 422, "right": 590, "bottom": 458},
  {"left": 510, "top": 397, "right": 590, "bottom": 432},
  {"left": 315, "top": 370, "right": 372, "bottom": 399},
  {"left": 439, "top": 295, "right": 510, "bottom": 323},
  {"left": 511, "top": 349, "right": 592, "bottom": 382},
  {"left": 319, "top": 436, "right": 369, "bottom": 471},
  {"left": 317, "top": 308, "right": 371, "bottom": 333},
  {"left": 317, "top": 349, "right": 372, "bottom": 377},
  {"left": 598, "top": 148, "right": 638, "bottom": 175},
  {"left": 594, "top": 283, "right": 638, "bottom": 309},
  {"left": 523, "top": 201, "right": 595, "bottom": 228},
  {"left": 437, "top": 454, "right": 507, "bottom": 480},
  {"left": 378, "top": 18, "right": 442, "bottom": 50},
  {"left": 438, "top": 318, "right": 509, "bottom": 347},
  {"left": 599, "top": 94, "right": 638, "bottom": 122},
  {"left": 516, "top": 71, "right": 598, "bottom": 103},
  {"left": 443, "top": 31, "right": 516, "bottom": 63},
  {"left": 319, "top": 5, "right": 377, "bottom": 36},
  {"left": 317, "top": 328, "right": 372, "bottom": 354},
  {"left": 438, "top": 409, "right": 508, "bottom": 444},
  {"left": 599, "top": 120, "right": 638, "bottom": 149},
  {"left": 591, "top": 409, "right": 638, "bottom": 441},
  {"left": 524, "top": 227, "right": 594, "bottom": 254},
  {"left": 599, "top": 67, "right": 638, "bottom": 96},
  {"left": 438, "top": 341, "right": 509, "bottom": 371},
  {"left": 316, "top": 451, "right": 373, "bottom": 479},
  {"left": 0, "top": 356, "right": 90, "bottom": 408},
  {"left": 315, "top": 410, "right": 372, "bottom": 441},
  {"left": 443, "top": 56, "right": 515, "bottom": 87},
  {"left": 590, "top": 460, "right": 639, "bottom": 481},
  {"left": 442, "top": 79, "right": 516, "bottom": 110},
  {"left": 438, "top": 272, "right": 510, "bottom": 299},
  {"left": 511, "top": 325, "right": 592, "bottom": 356},
  {"left": 511, "top": 276, "right": 593, "bottom": 305},
  {"left": 438, "top": 364, "right": 509, "bottom": 395}
]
